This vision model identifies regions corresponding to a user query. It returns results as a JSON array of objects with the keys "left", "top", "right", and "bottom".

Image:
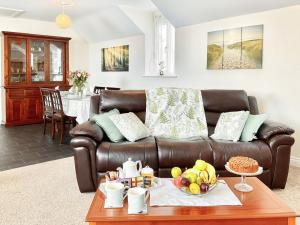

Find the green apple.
[
  {"left": 171, "top": 167, "right": 182, "bottom": 178},
  {"left": 195, "top": 160, "right": 207, "bottom": 171},
  {"left": 185, "top": 172, "right": 197, "bottom": 183}
]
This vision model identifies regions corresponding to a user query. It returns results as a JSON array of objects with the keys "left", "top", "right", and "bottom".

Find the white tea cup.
[
  {"left": 103, "top": 182, "right": 127, "bottom": 208},
  {"left": 127, "top": 187, "right": 149, "bottom": 213}
]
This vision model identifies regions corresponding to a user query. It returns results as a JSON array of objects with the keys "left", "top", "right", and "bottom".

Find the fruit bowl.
[
  {"left": 176, "top": 182, "right": 217, "bottom": 196},
  {"left": 171, "top": 160, "right": 218, "bottom": 196}
]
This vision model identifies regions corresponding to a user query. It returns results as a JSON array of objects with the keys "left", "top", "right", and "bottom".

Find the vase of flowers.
[{"left": 69, "top": 70, "right": 89, "bottom": 97}]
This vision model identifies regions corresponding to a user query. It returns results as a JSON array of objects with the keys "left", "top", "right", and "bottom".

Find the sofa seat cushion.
[
  {"left": 156, "top": 137, "right": 213, "bottom": 169},
  {"left": 209, "top": 139, "right": 272, "bottom": 170},
  {"left": 96, "top": 137, "right": 158, "bottom": 173}
]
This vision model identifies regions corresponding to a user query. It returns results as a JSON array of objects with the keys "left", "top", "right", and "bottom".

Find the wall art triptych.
[{"left": 207, "top": 24, "right": 263, "bottom": 70}]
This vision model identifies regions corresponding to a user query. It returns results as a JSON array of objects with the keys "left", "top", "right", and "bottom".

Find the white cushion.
[
  {"left": 211, "top": 111, "right": 249, "bottom": 142},
  {"left": 109, "top": 112, "right": 150, "bottom": 142}
]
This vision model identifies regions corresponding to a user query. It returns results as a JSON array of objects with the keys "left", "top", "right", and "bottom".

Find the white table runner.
[{"left": 150, "top": 179, "right": 242, "bottom": 207}]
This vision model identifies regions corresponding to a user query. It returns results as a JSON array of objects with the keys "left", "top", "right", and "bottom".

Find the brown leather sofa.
[{"left": 70, "top": 90, "right": 295, "bottom": 193}]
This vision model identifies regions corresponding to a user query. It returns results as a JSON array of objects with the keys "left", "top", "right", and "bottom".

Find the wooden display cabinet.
[{"left": 2, "top": 31, "right": 71, "bottom": 126}]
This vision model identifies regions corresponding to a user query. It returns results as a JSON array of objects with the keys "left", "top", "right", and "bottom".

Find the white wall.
[
  {"left": 88, "top": 5, "right": 300, "bottom": 159},
  {"left": 88, "top": 35, "right": 145, "bottom": 88},
  {"left": 0, "top": 17, "right": 89, "bottom": 124},
  {"left": 120, "top": 6, "right": 156, "bottom": 76}
]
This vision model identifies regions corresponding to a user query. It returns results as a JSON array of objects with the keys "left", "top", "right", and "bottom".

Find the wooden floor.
[{"left": 0, "top": 124, "right": 73, "bottom": 171}]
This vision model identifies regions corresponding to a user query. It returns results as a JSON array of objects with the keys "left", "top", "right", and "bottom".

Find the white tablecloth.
[
  {"left": 149, "top": 179, "right": 242, "bottom": 207},
  {"left": 61, "top": 95, "right": 91, "bottom": 124}
]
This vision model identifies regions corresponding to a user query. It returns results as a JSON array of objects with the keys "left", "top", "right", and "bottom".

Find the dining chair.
[
  {"left": 93, "top": 86, "right": 105, "bottom": 94},
  {"left": 49, "top": 90, "right": 77, "bottom": 144},
  {"left": 40, "top": 88, "right": 55, "bottom": 137},
  {"left": 93, "top": 86, "right": 120, "bottom": 94},
  {"left": 106, "top": 87, "right": 120, "bottom": 90}
]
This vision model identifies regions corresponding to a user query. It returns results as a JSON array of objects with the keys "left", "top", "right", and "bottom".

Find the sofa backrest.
[
  {"left": 90, "top": 89, "right": 258, "bottom": 135},
  {"left": 201, "top": 90, "right": 254, "bottom": 135}
]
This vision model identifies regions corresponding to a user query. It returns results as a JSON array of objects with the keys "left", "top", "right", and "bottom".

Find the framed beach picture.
[
  {"left": 207, "top": 25, "right": 263, "bottom": 70},
  {"left": 101, "top": 45, "right": 129, "bottom": 72}
]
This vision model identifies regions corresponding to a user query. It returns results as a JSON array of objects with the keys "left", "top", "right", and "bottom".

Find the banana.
[
  {"left": 206, "top": 163, "right": 216, "bottom": 183},
  {"left": 199, "top": 170, "right": 209, "bottom": 183},
  {"left": 196, "top": 176, "right": 203, "bottom": 185}
]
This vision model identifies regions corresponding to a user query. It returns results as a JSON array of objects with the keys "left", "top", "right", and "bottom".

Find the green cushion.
[
  {"left": 240, "top": 114, "right": 267, "bottom": 142},
  {"left": 92, "top": 109, "right": 124, "bottom": 142}
]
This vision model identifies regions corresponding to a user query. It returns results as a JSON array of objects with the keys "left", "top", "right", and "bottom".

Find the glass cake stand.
[{"left": 225, "top": 163, "right": 263, "bottom": 192}]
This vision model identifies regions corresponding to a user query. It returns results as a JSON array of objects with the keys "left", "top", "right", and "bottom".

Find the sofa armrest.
[
  {"left": 264, "top": 134, "right": 295, "bottom": 189},
  {"left": 70, "top": 136, "right": 98, "bottom": 192},
  {"left": 70, "top": 120, "right": 104, "bottom": 143},
  {"left": 257, "top": 120, "right": 294, "bottom": 140}
]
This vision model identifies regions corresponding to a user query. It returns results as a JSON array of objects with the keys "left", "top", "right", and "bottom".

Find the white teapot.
[{"left": 117, "top": 158, "right": 142, "bottom": 178}]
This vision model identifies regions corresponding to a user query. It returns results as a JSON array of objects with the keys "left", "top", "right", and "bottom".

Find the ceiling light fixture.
[{"left": 56, "top": 1, "right": 72, "bottom": 29}]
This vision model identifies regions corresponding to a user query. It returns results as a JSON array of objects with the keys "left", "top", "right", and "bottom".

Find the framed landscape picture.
[
  {"left": 101, "top": 45, "right": 129, "bottom": 72},
  {"left": 207, "top": 25, "right": 263, "bottom": 70}
]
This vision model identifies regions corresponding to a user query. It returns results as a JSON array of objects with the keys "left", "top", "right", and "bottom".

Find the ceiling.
[
  {"left": 0, "top": 0, "right": 300, "bottom": 42},
  {"left": 0, "top": 0, "right": 157, "bottom": 42},
  {"left": 152, "top": 0, "right": 300, "bottom": 27},
  {"left": 71, "top": 6, "right": 143, "bottom": 43},
  {"left": 0, "top": 0, "right": 156, "bottom": 21}
]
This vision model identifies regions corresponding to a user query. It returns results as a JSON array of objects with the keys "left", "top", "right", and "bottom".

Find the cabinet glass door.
[
  {"left": 49, "top": 41, "right": 64, "bottom": 82},
  {"left": 30, "top": 40, "right": 45, "bottom": 82},
  {"left": 9, "top": 38, "right": 27, "bottom": 84}
]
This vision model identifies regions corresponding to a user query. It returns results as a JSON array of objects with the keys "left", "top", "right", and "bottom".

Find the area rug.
[
  {"left": 0, "top": 157, "right": 299, "bottom": 225},
  {"left": 0, "top": 157, "right": 94, "bottom": 225},
  {"left": 274, "top": 166, "right": 300, "bottom": 222}
]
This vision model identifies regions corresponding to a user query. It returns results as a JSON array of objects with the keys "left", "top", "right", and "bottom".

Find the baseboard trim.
[{"left": 290, "top": 156, "right": 300, "bottom": 167}]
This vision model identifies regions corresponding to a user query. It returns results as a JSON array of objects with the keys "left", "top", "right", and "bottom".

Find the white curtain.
[{"left": 153, "top": 13, "right": 175, "bottom": 75}]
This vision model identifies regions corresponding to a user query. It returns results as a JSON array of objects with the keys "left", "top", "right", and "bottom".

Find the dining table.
[{"left": 60, "top": 92, "right": 91, "bottom": 124}]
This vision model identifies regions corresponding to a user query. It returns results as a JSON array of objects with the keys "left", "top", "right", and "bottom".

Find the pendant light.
[{"left": 56, "top": 1, "right": 72, "bottom": 29}]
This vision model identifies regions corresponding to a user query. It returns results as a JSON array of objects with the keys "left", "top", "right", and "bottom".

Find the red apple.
[{"left": 174, "top": 176, "right": 183, "bottom": 188}]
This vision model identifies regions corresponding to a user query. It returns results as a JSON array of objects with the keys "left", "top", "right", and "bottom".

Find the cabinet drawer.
[
  {"left": 7, "top": 89, "right": 24, "bottom": 98},
  {"left": 24, "top": 89, "right": 41, "bottom": 98}
]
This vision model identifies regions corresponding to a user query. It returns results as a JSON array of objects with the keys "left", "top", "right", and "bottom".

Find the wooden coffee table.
[{"left": 86, "top": 177, "right": 296, "bottom": 225}]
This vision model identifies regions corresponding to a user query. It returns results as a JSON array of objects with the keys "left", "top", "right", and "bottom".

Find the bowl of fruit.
[{"left": 171, "top": 160, "right": 218, "bottom": 196}]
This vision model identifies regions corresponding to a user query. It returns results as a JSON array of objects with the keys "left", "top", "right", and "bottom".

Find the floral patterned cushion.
[
  {"left": 109, "top": 112, "right": 150, "bottom": 142},
  {"left": 211, "top": 111, "right": 249, "bottom": 142},
  {"left": 145, "top": 88, "right": 208, "bottom": 138}
]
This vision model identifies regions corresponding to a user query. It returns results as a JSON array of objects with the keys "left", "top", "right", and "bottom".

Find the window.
[{"left": 153, "top": 13, "right": 175, "bottom": 76}]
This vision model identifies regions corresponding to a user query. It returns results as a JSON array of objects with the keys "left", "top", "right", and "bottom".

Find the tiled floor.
[{"left": 0, "top": 123, "right": 73, "bottom": 171}]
